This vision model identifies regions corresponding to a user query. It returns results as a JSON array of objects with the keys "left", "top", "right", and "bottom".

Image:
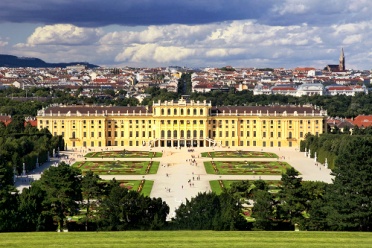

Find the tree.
[
  {"left": 81, "top": 171, "right": 102, "bottom": 231},
  {"left": 252, "top": 190, "right": 277, "bottom": 230},
  {"left": 0, "top": 187, "right": 19, "bottom": 232},
  {"left": 278, "top": 168, "right": 306, "bottom": 228},
  {"left": 17, "top": 181, "right": 55, "bottom": 231},
  {"left": 326, "top": 137, "right": 372, "bottom": 231},
  {"left": 39, "top": 162, "right": 82, "bottom": 231},
  {"left": 97, "top": 184, "right": 169, "bottom": 231},
  {"left": 173, "top": 192, "right": 246, "bottom": 230}
]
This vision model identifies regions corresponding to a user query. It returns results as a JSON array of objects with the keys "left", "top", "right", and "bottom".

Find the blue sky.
[{"left": 0, "top": 0, "right": 371, "bottom": 69}]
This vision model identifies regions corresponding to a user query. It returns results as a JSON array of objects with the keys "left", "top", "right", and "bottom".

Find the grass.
[
  {"left": 1, "top": 231, "right": 372, "bottom": 247},
  {"left": 72, "top": 161, "right": 159, "bottom": 175},
  {"left": 201, "top": 150, "right": 278, "bottom": 158},
  {"left": 141, "top": 180, "right": 154, "bottom": 197},
  {"left": 85, "top": 150, "right": 162, "bottom": 158},
  {"left": 204, "top": 161, "right": 293, "bottom": 175},
  {"left": 210, "top": 180, "right": 282, "bottom": 195}
]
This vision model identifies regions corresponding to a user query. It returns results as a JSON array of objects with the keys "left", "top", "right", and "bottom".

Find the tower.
[{"left": 339, "top": 48, "right": 345, "bottom": 71}]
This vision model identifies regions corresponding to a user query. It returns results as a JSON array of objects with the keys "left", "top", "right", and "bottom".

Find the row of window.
[
  {"left": 156, "top": 108, "right": 205, "bottom": 116},
  {"left": 74, "top": 139, "right": 292, "bottom": 148},
  {"left": 68, "top": 130, "right": 310, "bottom": 140}
]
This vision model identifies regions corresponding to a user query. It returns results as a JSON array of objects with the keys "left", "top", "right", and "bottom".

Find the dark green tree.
[
  {"left": 81, "top": 171, "right": 102, "bottom": 231},
  {"left": 326, "top": 137, "right": 372, "bottom": 231},
  {"left": 39, "top": 162, "right": 82, "bottom": 231},
  {"left": 278, "top": 168, "right": 306, "bottom": 228},
  {"left": 97, "top": 184, "right": 168, "bottom": 230},
  {"left": 252, "top": 190, "right": 277, "bottom": 230}
]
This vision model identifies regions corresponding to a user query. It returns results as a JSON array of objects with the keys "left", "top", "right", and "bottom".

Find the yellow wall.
[{"left": 37, "top": 99, "right": 326, "bottom": 148}]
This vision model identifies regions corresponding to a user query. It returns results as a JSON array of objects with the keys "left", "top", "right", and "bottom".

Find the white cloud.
[
  {"left": 0, "top": 40, "right": 8, "bottom": 47},
  {"left": 115, "top": 44, "right": 195, "bottom": 63},
  {"left": 26, "top": 24, "right": 103, "bottom": 46},
  {"left": 10, "top": 18, "right": 372, "bottom": 69},
  {"left": 343, "top": 34, "right": 363, "bottom": 45}
]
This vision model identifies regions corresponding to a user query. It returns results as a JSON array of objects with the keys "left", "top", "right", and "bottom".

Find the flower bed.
[{"left": 204, "top": 160, "right": 296, "bottom": 175}]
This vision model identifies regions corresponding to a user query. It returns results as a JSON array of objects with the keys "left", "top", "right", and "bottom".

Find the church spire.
[{"left": 339, "top": 48, "right": 345, "bottom": 71}]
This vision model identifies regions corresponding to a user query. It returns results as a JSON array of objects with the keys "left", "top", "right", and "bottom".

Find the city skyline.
[{"left": 0, "top": 0, "right": 371, "bottom": 69}]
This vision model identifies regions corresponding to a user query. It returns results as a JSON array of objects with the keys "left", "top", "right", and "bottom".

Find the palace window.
[{"left": 200, "top": 109, "right": 203, "bottom": 115}]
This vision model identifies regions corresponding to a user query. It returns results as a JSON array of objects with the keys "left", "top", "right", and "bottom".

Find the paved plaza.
[{"left": 15, "top": 146, "right": 334, "bottom": 220}]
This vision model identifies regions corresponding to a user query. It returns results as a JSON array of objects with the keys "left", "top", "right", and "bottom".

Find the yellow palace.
[{"left": 36, "top": 97, "right": 327, "bottom": 148}]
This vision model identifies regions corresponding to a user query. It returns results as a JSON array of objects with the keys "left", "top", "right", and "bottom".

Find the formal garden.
[
  {"left": 85, "top": 149, "right": 162, "bottom": 158},
  {"left": 72, "top": 160, "right": 159, "bottom": 175},
  {"left": 209, "top": 180, "right": 281, "bottom": 195},
  {"left": 204, "top": 161, "right": 294, "bottom": 175},
  {"left": 201, "top": 150, "right": 278, "bottom": 158},
  {"left": 97, "top": 179, "right": 153, "bottom": 197}
]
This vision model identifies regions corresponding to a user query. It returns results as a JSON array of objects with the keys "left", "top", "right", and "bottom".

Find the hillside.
[{"left": 0, "top": 54, "right": 98, "bottom": 68}]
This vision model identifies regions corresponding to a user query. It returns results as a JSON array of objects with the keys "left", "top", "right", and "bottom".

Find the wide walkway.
[{"left": 15, "top": 146, "right": 334, "bottom": 220}]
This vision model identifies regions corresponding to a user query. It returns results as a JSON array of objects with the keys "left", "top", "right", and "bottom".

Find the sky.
[{"left": 0, "top": 0, "right": 371, "bottom": 69}]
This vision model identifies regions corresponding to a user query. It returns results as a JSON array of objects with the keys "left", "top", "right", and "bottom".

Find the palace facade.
[{"left": 36, "top": 97, "right": 327, "bottom": 148}]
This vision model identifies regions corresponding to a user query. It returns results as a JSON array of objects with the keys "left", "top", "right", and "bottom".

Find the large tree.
[
  {"left": 326, "top": 137, "right": 372, "bottom": 231},
  {"left": 277, "top": 168, "right": 306, "bottom": 228},
  {"left": 39, "top": 162, "right": 82, "bottom": 231},
  {"left": 97, "top": 184, "right": 169, "bottom": 231},
  {"left": 252, "top": 189, "right": 277, "bottom": 230},
  {"left": 81, "top": 171, "right": 102, "bottom": 231}
]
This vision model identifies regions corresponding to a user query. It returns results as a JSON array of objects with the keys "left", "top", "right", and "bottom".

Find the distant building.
[{"left": 325, "top": 48, "right": 346, "bottom": 72}]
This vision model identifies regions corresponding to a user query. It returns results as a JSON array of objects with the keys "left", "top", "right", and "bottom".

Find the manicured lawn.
[
  {"left": 141, "top": 180, "right": 154, "bottom": 197},
  {"left": 201, "top": 150, "right": 278, "bottom": 158},
  {"left": 204, "top": 161, "right": 293, "bottom": 175},
  {"left": 210, "top": 180, "right": 281, "bottom": 195},
  {"left": 1, "top": 231, "right": 371, "bottom": 247},
  {"left": 72, "top": 161, "right": 159, "bottom": 175},
  {"left": 85, "top": 150, "right": 162, "bottom": 158}
]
